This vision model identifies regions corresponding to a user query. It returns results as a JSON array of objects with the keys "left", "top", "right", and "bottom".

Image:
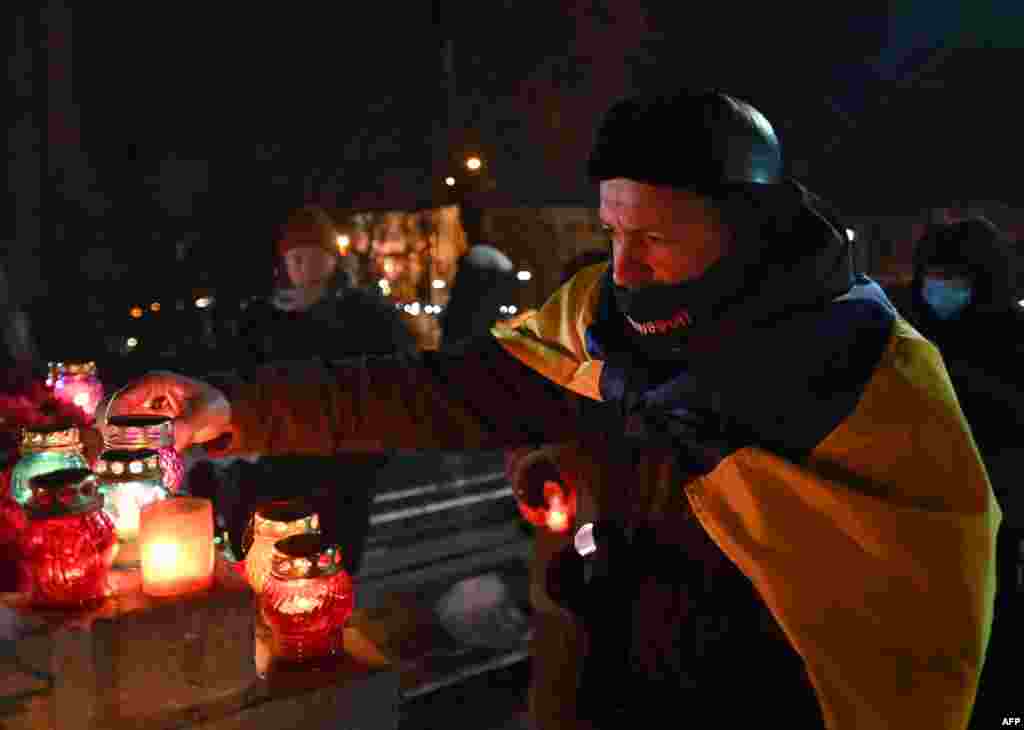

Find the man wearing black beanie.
[{"left": 110, "top": 89, "right": 999, "bottom": 730}]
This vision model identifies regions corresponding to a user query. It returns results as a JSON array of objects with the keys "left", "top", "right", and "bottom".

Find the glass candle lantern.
[
  {"left": 49, "top": 361, "right": 104, "bottom": 423},
  {"left": 18, "top": 468, "right": 116, "bottom": 609},
  {"left": 512, "top": 456, "right": 575, "bottom": 534},
  {"left": 9, "top": 424, "right": 89, "bottom": 506},
  {"left": 0, "top": 497, "right": 27, "bottom": 592},
  {"left": 102, "top": 415, "right": 185, "bottom": 495},
  {"left": 244, "top": 500, "right": 320, "bottom": 594},
  {"left": 94, "top": 449, "right": 169, "bottom": 565},
  {"left": 139, "top": 497, "right": 215, "bottom": 597},
  {"left": 259, "top": 534, "right": 354, "bottom": 663},
  {"left": 0, "top": 496, "right": 27, "bottom": 546}
]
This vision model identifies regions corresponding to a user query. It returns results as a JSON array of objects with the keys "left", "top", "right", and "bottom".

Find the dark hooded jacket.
[
  {"left": 886, "top": 219, "right": 1024, "bottom": 727},
  {"left": 440, "top": 245, "right": 519, "bottom": 350},
  {"left": 239, "top": 268, "right": 416, "bottom": 364},
  {"left": 885, "top": 219, "right": 1024, "bottom": 494}
]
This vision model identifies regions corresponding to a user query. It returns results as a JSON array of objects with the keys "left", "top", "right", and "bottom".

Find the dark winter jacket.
[
  {"left": 239, "top": 270, "right": 417, "bottom": 365},
  {"left": 440, "top": 245, "right": 519, "bottom": 349},
  {"left": 885, "top": 219, "right": 1024, "bottom": 498}
]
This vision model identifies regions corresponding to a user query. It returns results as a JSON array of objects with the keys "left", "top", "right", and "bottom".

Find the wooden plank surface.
[{"left": 0, "top": 559, "right": 397, "bottom": 730}]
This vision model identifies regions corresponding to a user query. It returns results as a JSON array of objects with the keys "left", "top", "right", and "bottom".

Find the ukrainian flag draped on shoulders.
[{"left": 492, "top": 227, "right": 1001, "bottom": 727}]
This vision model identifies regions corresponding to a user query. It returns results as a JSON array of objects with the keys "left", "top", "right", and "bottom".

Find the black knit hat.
[{"left": 587, "top": 89, "right": 783, "bottom": 191}]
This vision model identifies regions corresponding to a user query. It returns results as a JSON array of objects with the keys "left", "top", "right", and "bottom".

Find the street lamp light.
[
  {"left": 445, "top": 176, "right": 456, "bottom": 187},
  {"left": 465, "top": 156, "right": 482, "bottom": 172}
]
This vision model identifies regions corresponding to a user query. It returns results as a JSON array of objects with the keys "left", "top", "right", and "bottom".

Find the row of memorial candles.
[
  {"left": 9, "top": 468, "right": 211, "bottom": 606},
  {"left": 4, "top": 472, "right": 353, "bottom": 664}
]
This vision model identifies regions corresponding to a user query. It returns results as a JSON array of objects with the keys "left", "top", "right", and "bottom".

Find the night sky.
[{"left": 10, "top": 0, "right": 1024, "bottom": 321}]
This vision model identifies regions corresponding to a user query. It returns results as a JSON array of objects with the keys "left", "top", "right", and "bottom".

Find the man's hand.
[{"left": 106, "top": 371, "right": 231, "bottom": 451}]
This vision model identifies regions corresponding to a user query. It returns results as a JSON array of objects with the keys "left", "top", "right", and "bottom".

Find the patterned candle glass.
[
  {"left": 9, "top": 424, "right": 89, "bottom": 506},
  {"left": 259, "top": 534, "right": 353, "bottom": 663},
  {"left": 139, "top": 497, "right": 215, "bottom": 598},
  {"left": 244, "top": 500, "right": 320, "bottom": 594},
  {"left": 102, "top": 415, "right": 185, "bottom": 494},
  {"left": 94, "top": 449, "right": 169, "bottom": 566},
  {"left": 49, "top": 362, "right": 104, "bottom": 424},
  {"left": 18, "top": 468, "right": 116, "bottom": 609},
  {"left": 0, "top": 497, "right": 27, "bottom": 591},
  {"left": 0, "top": 496, "right": 26, "bottom": 546}
]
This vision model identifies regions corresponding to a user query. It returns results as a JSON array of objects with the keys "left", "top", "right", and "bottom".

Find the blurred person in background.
[
  {"left": 0, "top": 262, "right": 39, "bottom": 370},
  {"left": 884, "top": 217, "right": 1023, "bottom": 725},
  {"left": 439, "top": 203, "right": 519, "bottom": 349},
  {"left": 209, "top": 205, "right": 417, "bottom": 573},
  {"left": 242, "top": 205, "right": 415, "bottom": 361}
]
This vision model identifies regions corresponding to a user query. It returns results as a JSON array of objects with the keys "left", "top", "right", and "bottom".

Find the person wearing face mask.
[
  {"left": 107, "top": 90, "right": 999, "bottom": 730},
  {"left": 885, "top": 217, "right": 1024, "bottom": 726}
]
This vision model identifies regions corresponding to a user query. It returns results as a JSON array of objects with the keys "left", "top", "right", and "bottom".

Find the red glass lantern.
[
  {"left": 0, "top": 496, "right": 26, "bottom": 546},
  {"left": 0, "top": 497, "right": 27, "bottom": 591},
  {"left": 511, "top": 453, "right": 575, "bottom": 534},
  {"left": 102, "top": 415, "right": 185, "bottom": 495},
  {"left": 244, "top": 499, "right": 320, "bottom": 594},
  {"left": 259, "top": 534, "right": 354, "bottom": 663},
  {"left": 18, "top": 468, "right": 117, "bottom": 609}
]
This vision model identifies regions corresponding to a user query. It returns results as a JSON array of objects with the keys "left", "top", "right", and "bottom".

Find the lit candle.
[
  {"left": 259, "top": 534, "right": 353, "bottom": 663},
  {"left": 18, "top": 468, "right": 116, "bottom": 609},
  {"left": 94, "top": 449, "right": 169, "bottom": 566},
  {"left": 102, "top": 415, "right": 185, "bottom": 494},
  {"left": 545, "top": 489, "right": 571, "bottom": 533},
  {"left": 139, "top": 497, "right": 214, "bottom": 597},
  {"left": 514, "top": 475, "right": 575, "bottom": 535},
  {"left": 50, "top": 361, "right": 104, "bottom": 423},
  {"left": 244, "top": 499, "right": 320, "bottom": 594}
]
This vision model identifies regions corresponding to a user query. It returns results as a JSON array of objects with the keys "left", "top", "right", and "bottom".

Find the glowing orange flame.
[{"left": 543, "top": 482, "right": 571, "bottom": 533}]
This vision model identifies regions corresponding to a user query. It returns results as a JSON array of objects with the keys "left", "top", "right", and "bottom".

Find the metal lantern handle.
[{"left": 101, "top": 384, "right": 131, "bottom": 431}]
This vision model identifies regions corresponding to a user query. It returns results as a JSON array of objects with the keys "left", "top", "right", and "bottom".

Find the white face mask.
[
  {"left": 272, "top": 282, "right": 327, "bottom": 312},
  {"left": 922, "top": 276, "right": 973, "bottom": 320}
]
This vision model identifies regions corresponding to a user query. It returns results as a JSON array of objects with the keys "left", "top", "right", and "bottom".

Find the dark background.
[{"left": 6, "top": 0, "right": 1024, "bottom": 365}]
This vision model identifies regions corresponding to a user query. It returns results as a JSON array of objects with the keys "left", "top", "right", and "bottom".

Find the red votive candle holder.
[
  {"left": 259, "top": 534, "right": 354, "bottom": 663},
  {"left": 18, "top": 468, "right": 116, "bottom": 609},
  {"left": 0, "top": 497, "right": 27, "bottom": 592},
  {"left": 244, "top": 499, "right": 320, "bottom": 595},
  {"left": 515, "top": 478, "right": 576, "bottom": 535}
]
